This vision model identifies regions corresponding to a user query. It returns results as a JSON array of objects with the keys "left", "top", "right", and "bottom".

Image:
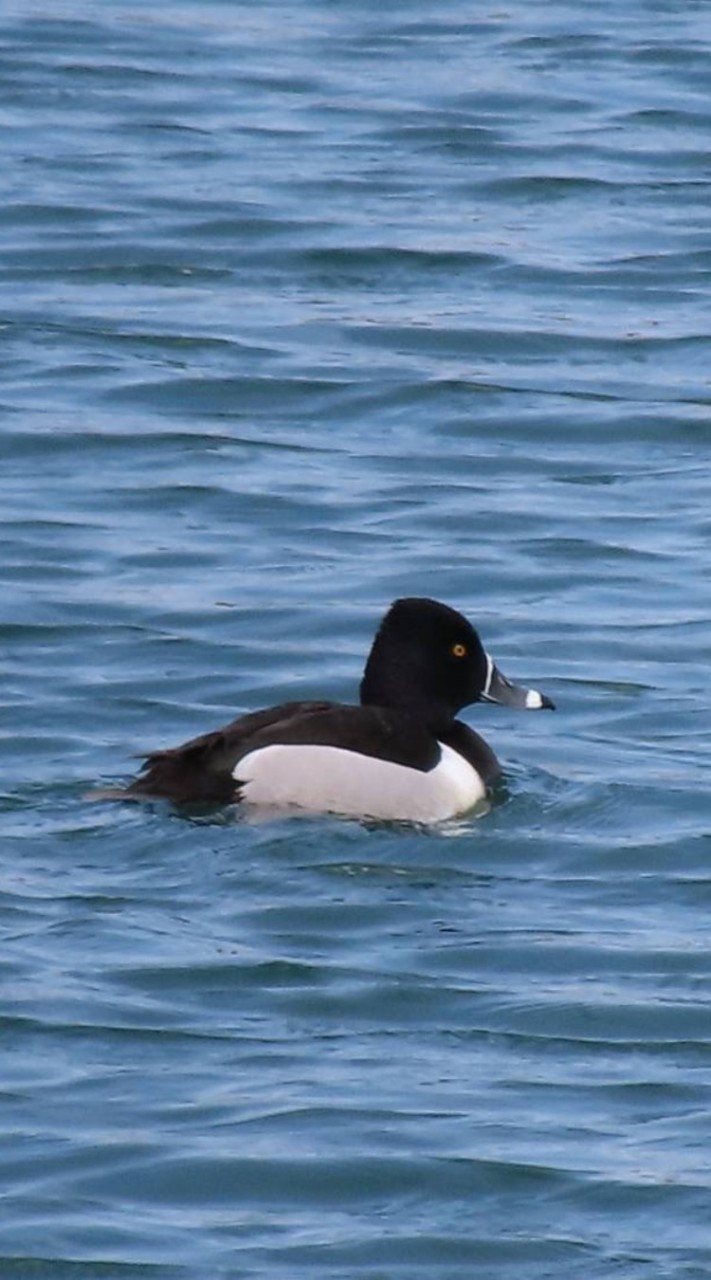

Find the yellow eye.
[{"left": 451, "top": 642, "right": 467, "bottom": 658}]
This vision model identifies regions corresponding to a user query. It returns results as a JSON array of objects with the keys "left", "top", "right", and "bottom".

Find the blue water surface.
[{"left": 2, "top": 1, "right": 711, "bottom": 1276}]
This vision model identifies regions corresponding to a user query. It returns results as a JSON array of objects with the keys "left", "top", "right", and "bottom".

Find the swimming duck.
[{"left": 104, "top": 597, "right": 554, "bottom": 823}]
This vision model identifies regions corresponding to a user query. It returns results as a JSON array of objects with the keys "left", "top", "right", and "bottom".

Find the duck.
[{"left": 100, "top": 597, "right": 554, "bottom": 823}]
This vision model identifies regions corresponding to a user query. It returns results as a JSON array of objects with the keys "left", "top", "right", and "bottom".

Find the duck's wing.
[
  {"left": 112, "top": 702, "right": 441, "bottom": 806},
  {"left": 123, "top": 701, "right": 338, "bottom": 804}
]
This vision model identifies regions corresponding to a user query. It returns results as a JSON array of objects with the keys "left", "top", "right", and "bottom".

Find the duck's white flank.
[{"left": 234, "top": 741, "right": 486, "bottom": 823}]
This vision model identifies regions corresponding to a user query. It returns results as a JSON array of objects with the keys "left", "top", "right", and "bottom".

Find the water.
[{"left": 2, "top": 1, "right": 711, "bottom": 1275}]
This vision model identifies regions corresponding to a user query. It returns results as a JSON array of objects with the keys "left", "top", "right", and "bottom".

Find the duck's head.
[{"left": 359, "top": 597, "right": 554, "bottom": 727}]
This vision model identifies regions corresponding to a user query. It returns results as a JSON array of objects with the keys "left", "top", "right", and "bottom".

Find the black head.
[
  {"left": 359, "top": 597, "right": 554, "bottom": 728},
  {"left": 359, "top": 598, "right": 488, "bottom": 727}
]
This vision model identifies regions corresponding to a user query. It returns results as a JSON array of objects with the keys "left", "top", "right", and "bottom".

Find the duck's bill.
[{"left": 481, "top": 656, "right": 555, "bottom": 710}]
